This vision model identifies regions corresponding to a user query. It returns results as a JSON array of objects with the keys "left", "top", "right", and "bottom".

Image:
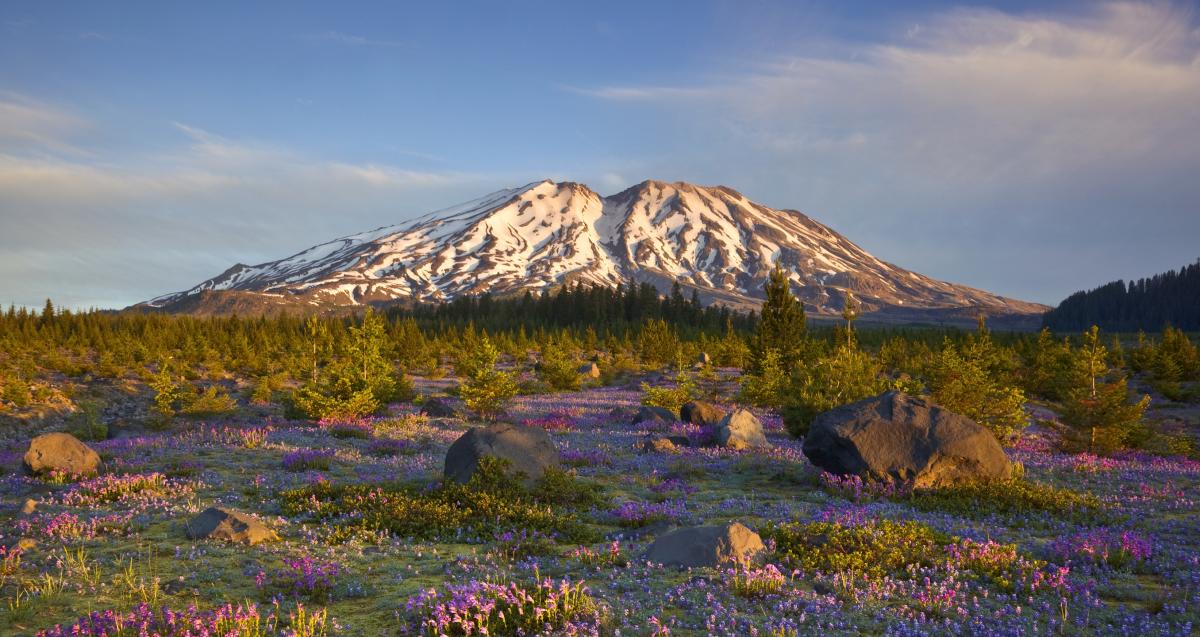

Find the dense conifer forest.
[{"left": 1043, "top": 259, "right": 1200, "bottom": 331}]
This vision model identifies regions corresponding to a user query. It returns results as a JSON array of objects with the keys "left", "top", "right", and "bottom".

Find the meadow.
[{"left": 0, "top": 284, "right": 1198, "bottom": 636}]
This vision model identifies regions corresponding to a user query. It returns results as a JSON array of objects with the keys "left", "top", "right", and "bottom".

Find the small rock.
[
  {"left": 631, "top": 406, "right": 676, "bottom": 427},
  {"left": 19, "top": 499, "right": 37, "bottom": 516},
  {"left": 697, "top": 352, "right": 712, "bottom": 366},
  {"left": 444, "top": 423, "right": 559, "bottom": 486},
  {"left": 680, "top": 401, "right": 727, "bottom": 429},
  {"left": 184, "top": 507, "right": 278, "bottom": 545},
  {"left": 643, "top": 434, "right": 681, "bottom": 453},
  {"left": 643, "top": 522, "right": 765, "bottom": 568},
  {"left": 420, "top": 397, "right": 462, "bottom": 419},
  {"left": 578, "top": 362, "right": 601, "bottom": 379},
  {"left": 23, "top": 432, "right": 101, "bottom": 476},
  {"left": 715, "top": 409, "right": 770, "bottom": 449}
]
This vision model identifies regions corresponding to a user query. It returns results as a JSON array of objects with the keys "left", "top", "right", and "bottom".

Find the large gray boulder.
[
  {"left": 23, "top": 432, "right": 100, "bottom": 476},
  {"left": 680, "top": 401, "right": 727, "bottom": 429},
  {"left": 643, "top": 522, "right": 765, "bottom": 568},
  {"left": 630, "top": 406, "right": 676, "bottom": 427},
  {"left": 802, "top": 391, "right": 1012, "bottom": 489},
  {"left": 715, "top": 409, "right": 770, "bottom": 449},
  {"left": 444, "top": 423, "right": 559, "bottom": 486},
  {"left": 185, "top": 507, "right": 278, "bottom": 545}
]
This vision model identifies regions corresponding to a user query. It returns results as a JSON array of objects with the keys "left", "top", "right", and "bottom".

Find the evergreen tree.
[
  {"left": 750, "top": 265, "right": 807, "bottom": 372},
  {"left": 1060, "top": 326, "right": 1151, "bottom": 454},
  {"left": 537, "top": 337, "right": 581, "bottom": 392},
  {"left": 458, "top": 335, "right": 518, "bottom": 421},
  {"left": 928, "top": 343, "right": 1027, "bottom": 444}
]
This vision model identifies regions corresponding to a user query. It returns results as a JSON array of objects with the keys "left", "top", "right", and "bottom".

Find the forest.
[{"left": 1043, "top": 259, "right": 1200, "bottom": 332}]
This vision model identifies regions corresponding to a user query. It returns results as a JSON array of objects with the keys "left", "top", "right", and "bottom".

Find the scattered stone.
[
  {"left": 106, "top": 420, "right": 148, "bottom": 440},
  {"left": 803, "top": 390, "right": 1013, "bottom": 488},
  {"left": 444, "top": 423, "right": 559, "bottom": 486},
  {"left": 639, "top": 434, "right": 690, "bottom": 453},
  {"left": 643, "top": 522, "right": 765, "bottom": 568},
  {"left": 578, "top": 362, "right": 601, "bottom": 379},
  {"left": 608, "top": 406, "right": 635, "bottom": 422},
  {"left": 631, "top": 406, "right": 677, "bottom": 427},
  {"left": 420, "top": 397, "right": 462, "bottom": 419},
  {"left": 715, "top": 409, "right": 770, "bottom": 449},
  {"left": 184, "top": 507, "right": 278, "bottom": 545},
  {"left": 680, "top": 401, "right": 727, "bottom": 429},
  {"left": 23, "top": 432, "right": 101, "bottom": 476}
]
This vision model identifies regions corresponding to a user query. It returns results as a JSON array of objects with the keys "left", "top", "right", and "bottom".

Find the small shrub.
[
  {"left": 67, "top": 400, "right": 107, "bottom": 441},
  {"left": 180, "top": 385, "right": 238, "bottom": 417}
]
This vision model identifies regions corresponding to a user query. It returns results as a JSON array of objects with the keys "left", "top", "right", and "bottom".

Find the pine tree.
[
  {"left": 538, "top": 337, "right": 581, "bottom": 392},
  {"left": 750, "top": 265, "right": 807, "bottom": 373},
  {"left": 458, "top": 335, "right": 518, "bottom": 421},
  {"left": 1061, "top": 325, "right": 1151, "bottom": 454}
]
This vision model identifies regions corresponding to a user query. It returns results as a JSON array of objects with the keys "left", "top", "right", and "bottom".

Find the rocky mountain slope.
[{"left": 141, "top": 179, "right": 1046, "bottom": 322}]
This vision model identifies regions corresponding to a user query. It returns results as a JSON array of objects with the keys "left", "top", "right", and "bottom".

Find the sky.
[{"left": 1, "top": 0, "right": 1198, "bottom": 309}]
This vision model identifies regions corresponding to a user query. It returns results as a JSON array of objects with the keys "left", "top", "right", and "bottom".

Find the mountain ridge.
[{"left": 139, "top": 179, "right": 1048, "bottom": 324}]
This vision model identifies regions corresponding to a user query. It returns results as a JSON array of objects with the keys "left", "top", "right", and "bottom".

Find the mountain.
[{"left": 140, "top": 179, "right": 1047, "bottom": 324}]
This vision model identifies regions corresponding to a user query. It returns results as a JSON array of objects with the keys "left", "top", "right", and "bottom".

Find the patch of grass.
[
  {"left": 279, "top": 457, "right": 601, "bottom": 544},
  {"left": 763, "top": 519, "right": 948, "bottom": 579},
  {"left": 909, "top": 478, "right": 1111, "bottom": 524}
]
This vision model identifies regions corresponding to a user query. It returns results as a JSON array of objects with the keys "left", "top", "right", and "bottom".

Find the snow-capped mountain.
[{"left": 142, "top": 179, "right": 1047, "bottom": 321}]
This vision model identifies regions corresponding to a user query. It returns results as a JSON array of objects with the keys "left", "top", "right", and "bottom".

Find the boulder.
[
  {"left": 184, "top": 507, "right": 278, "bottom": 545},
  {"left": 680, "top": 401, "right": 727, "bottom": 429},
  {"left": 802, "top": 391, "right": 1012, "bottom": 488},
  {"left": 643, "top": 522, "right": 765, "bottom": 568},
  {"left": 715, "top": 409, "right": 770, "bottom": 449},
  {"left": 23, "top": 432, "right": 100, "bottom": 476},
  {"left": 578, "top": 362, "right": 601, "bottom": 379},
  {"left": 697, "top": 352, "right": 712, "bottom": 366},
  {"left": 420, "top": 397, "right": 462, "bottom": 419},
  {"left": 444, "top": 423, "right": 559, "bottom": 486},
  {"left": 631, "top": 406, "right": 676, "bottom": 427}
]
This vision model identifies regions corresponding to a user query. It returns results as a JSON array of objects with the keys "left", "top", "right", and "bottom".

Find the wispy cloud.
[
  {"left": 0, "top": 107, "right": 491, "bottom": 308},
  {"left": 0, "top": 93, "right": 90, "bottom": 156},
  {"left": 571, "top": 2, "right": 1200, "bottom": 303},
  {"left": 303, "top": 30, "right": 408, "bottom": 48}
]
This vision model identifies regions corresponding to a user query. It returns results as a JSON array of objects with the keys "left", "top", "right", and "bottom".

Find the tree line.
[{"left": 1043, "top": 259, "right": 1200, "bottom": 332}]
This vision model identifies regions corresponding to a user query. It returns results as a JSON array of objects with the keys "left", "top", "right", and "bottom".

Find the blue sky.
[{"left": 1, "top": 1, "right": 1198, "bottom": 309}]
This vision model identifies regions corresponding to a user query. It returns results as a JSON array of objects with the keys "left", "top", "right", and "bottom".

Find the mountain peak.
[{"left": 142, "top": 178, "right": 1047, "bottom": 323}]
